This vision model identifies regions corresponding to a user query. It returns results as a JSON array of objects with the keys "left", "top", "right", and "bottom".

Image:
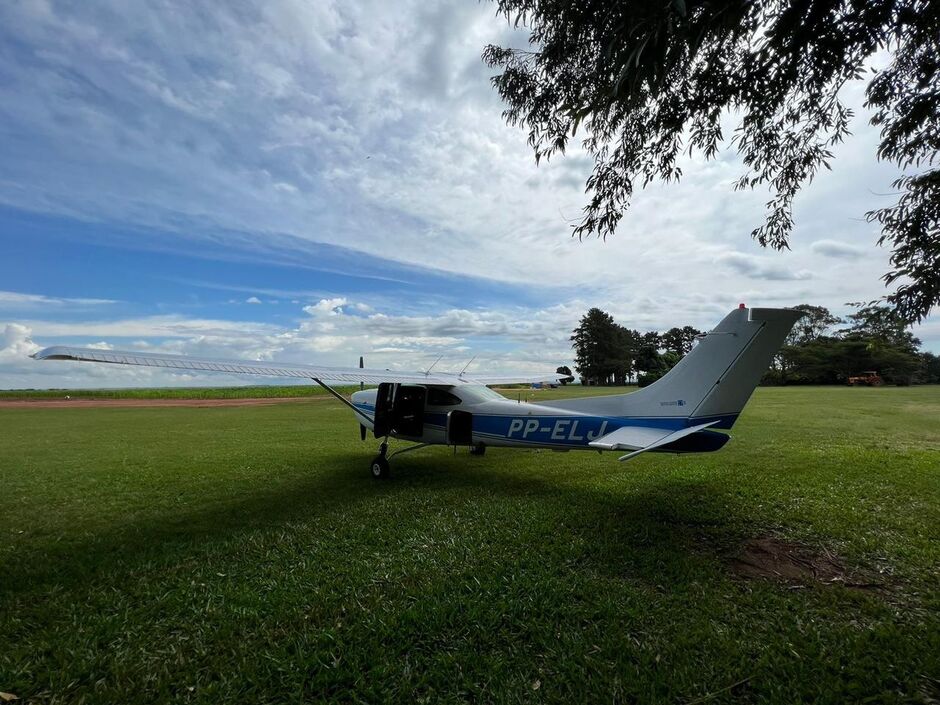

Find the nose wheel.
[
  {"left": 370, "top": 455, "right": 390, "bottom": 479},
  {"left": 368, "top": 441, "right": 431, "bottom": 479},
  {"left": 370, "top": 442, "right": 390, "bottom": 479}
]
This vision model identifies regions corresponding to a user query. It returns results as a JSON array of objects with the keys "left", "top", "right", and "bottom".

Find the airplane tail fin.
[{"left": 548, "top": 306, "right": 803, "bottom": 428}]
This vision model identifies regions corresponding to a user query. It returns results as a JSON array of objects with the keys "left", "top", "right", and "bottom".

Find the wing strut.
[{"left": 311, "top": 377, "right": 373, "bottom": 423}]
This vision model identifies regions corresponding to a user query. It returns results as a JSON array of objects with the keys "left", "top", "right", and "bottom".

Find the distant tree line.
[
  {"left": 570, "top": 308, "right": 702, "bottom": 386},
  {"left": 766, "top": 304, "right": 939, "bottom": 386},
  {"left": 570, "top": 304, "right": 939, "bottom": 387}
]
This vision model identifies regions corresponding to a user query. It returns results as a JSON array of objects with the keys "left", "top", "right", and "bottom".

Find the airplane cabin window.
[
  {"left": 426, "top": 388, "right": 461, "bottom": 406},
  {"left": 457, "top": 386, "right": 506, "bottom": 403}
]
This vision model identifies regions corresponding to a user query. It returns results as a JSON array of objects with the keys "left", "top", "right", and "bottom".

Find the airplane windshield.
[{"left": 457, "top": 385, "right": 507, "bottom": 403}]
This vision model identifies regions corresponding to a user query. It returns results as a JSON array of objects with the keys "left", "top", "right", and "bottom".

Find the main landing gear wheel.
[{"left": 469, "top": 443, "right": 486, "bottom": 456}]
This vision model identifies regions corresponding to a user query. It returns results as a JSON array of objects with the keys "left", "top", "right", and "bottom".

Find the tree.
[
  {"left": 484, "top": 1, "right": 940, "bottom": 322},
  {"left": 612, "top": 324, "right": 641, "bottom": 384},
  {"left": 919, "top": 352, "right": 940, "bottom": 384},
  {"left": 570, "top": 308, "right": 620, "bottom": 384},
  {"left": 635, "top": 331, "right": 665, "bottom": 375},
  {"left": 785, "top": 305, "right": 842, "bottom": 346},
  {"left": 555, "top": 365, "right": 575, "bottom": 384},
  {"left": 661, "top": 326, "right": 702, "bottom": 356},
  {"left": 842, "top": 302, "right": 920, "bottom": 353}
]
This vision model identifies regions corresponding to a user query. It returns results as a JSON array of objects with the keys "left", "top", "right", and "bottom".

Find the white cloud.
[
  {"left": 715, "top": 252, "right": 813, "bottom": 282},
  {"left": 0, "top": 291, "right": 118, "bottom": 307},
  {"left": 0, "top": 0, "right": 905, "bottom": 307},
  {"left": 0, "top": 298, "right": 584, "bottom": 388},
  {"left": 810, "top": 239, "right": 866, "bottom": 259},
  {"left": 305, "top": 297, "right": 348, "bottom": 315},
  {"left": 3, "top": 293, "right": 938, "bottom": 389},
  {"left": 1, "top": 323, "right": 40, "bottom": 361},
  {"left": 13, "top": 315, "right": 280, "bottom": 339},
  {"left": 0, "top": 0, "right": 934, "bottom": 382},
  {"left": 245, "top": 296, "right": 263, "bottom": 304}
]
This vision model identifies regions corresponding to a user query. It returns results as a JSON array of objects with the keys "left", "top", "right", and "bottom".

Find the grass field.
[{"left": 1, "top": 386, "right": 938, "bottom": 703}]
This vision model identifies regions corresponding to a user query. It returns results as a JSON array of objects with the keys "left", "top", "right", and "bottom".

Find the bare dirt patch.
[
  {"left": 729, "top": 536, "right": 883, "bottom": 591},
  {"left": 0, "top": 397, "right": 330, "bottom": 409}
]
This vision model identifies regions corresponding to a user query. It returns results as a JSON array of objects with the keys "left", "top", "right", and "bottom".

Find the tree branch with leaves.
[{"left": 484, "top": 0, "right": 939, "bottom": 322}]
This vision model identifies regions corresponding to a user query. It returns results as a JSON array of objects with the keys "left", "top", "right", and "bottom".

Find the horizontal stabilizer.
[
  {"left": 589, "top": 420, "right": 721, "bottom": 461},
  {"left": 588, "top": 426, "right": 676, "bottom": 451}
]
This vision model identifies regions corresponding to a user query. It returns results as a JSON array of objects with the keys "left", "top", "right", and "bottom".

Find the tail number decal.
[{"left": 507, "top": 418, "right": 608, "bottom": 442}]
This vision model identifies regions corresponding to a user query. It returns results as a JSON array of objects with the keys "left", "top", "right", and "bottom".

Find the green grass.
[
  {"left": 1, "top": 386, "right": 938, "bottom": 703},
  {"left": 0, "top": 385, "right": 359, "bottom": 400}
]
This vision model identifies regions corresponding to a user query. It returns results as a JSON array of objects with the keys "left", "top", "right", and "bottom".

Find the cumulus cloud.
[
  {"left": 245, "top": 296, "right": 263, "bottom": 304},
  {"left": 715, "top": 252, "right": 813, "bottom": 282},
  {"left": 1, "top": 323, "right": 40, "bottom": 361},
  {"left": 0, "top": 0, "right": 902, "bottom": 303},
  {"left": 0, "top": 297, "right": 584, "bottom": 388},
  {"left": 0, "top": 0, "right": 934, "bottom": 387},
  {"left": 4, "top": 291, "right": 938, "bottom": 388},
  {"left": 305, "top": 297, "right": 348, "bottom": 315},
  {"left": 810, "top": 239, "right": 866, "bottom": 259}
]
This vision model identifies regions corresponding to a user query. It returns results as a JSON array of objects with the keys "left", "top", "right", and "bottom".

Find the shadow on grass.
[{"left": 3, "top": 449, "right": 746, "bottom": 601}]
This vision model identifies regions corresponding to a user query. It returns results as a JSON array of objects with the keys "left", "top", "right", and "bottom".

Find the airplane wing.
[
  {"left": 589, "top": 420, "right": 721, "bottom": 461},
  {"left": 31, "top": 346, "right": 565, "bottom": 387}
]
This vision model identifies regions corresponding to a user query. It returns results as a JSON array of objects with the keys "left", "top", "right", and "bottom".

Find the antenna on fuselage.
[
  {"left": 425, "top": 355, "right": 443, "bottom": 376},
  {"left": 458, "top": 356, "right": 476, "bottom": 377}
]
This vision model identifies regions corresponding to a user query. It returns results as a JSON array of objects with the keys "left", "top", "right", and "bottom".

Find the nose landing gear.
[
  {"left": 369, "top": 440, "right": 431, "bottom": 479},
  {"left": 370, "top": 445, "right": 390, "bottom": 479}
]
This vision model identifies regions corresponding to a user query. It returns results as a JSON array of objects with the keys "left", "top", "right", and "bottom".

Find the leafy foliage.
[
  {"left": 572, "top": 303, "right": 934, "bottom": 386},
  {"left": 570, "top": 308, "right": 639, "bottom": 384},
  {"left": 661, "top": 326, "right": 704, "bottom": 356},
  {"left": 766, "top": 303, "right": 931, "bottom": 384},
  {"left": 484, "top": 0, "right": 940, "bottom": 322},
  {"left": 785, "top": 305, "right": 844, "bottom": 347},
  {"left": 570, "top": 309, "right": 692, "bottom": 384},
  {"left": 842, "top": 301, "right": 921, "bottom": 352}
]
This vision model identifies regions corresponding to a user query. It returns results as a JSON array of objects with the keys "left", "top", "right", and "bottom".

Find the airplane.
[{"left": 32, "top": 305, "right": 802, "bottom": 479}]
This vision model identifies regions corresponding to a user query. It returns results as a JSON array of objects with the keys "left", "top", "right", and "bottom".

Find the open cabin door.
[{"left": 373, "top": 383, "right": 427, "bottom": 439}]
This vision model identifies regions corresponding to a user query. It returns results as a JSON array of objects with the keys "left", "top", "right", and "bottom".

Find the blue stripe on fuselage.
[
  {"left": 468, "top": 413, "right": 737, "bottom": 447},
  {"left": 351, "top": 402, "right": 737, "bottom": 447}
]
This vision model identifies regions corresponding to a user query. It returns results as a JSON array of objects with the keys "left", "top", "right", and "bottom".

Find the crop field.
[{"left": 1, "top": 386, "right": 938, "bottom": 703}]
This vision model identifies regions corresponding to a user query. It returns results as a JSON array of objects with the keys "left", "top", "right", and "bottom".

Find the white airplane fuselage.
[{"left": 350, "top": 385, "right": 734, "bottom": 452}]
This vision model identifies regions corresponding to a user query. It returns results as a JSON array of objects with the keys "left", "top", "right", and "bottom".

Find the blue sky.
[{"left": 0, "top": 0, "right": 936, "bottom": 388}]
